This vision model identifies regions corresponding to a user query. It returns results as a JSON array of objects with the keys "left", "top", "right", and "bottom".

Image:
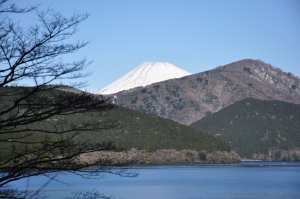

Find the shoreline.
[
  {"left": 96, "top": 161, "right": 300, "bottom": 169},
  {"left": 80, "top": 149, "right": 300, "bottom": 167},
  {"left": 79, "top": 149, "right": 241, "bottom": 165}
]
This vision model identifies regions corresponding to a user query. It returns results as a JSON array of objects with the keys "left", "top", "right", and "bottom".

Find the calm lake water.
[{"left": 11, "top": 162, "right": 300, "bottom": 199}]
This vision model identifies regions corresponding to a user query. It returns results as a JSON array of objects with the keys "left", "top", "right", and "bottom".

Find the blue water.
[{"left": 8, "top": 162, "right": 300, "bottom": 199}]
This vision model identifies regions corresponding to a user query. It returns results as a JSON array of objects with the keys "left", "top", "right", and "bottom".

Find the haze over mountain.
[
  {"left": 111, "top": 59, "right": 300, "bottom": 125},
  {"left": 97, "top": 62, "right": 191, "bottom": 95}
]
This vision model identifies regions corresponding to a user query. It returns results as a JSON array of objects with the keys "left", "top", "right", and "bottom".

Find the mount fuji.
[{"left": 97, "top": 62, "right": 191, "bottom": 95}]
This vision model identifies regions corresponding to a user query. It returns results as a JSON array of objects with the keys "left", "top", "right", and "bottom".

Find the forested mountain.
[
  {"left": 190, "top": 98, "right": 300, "bottom": 160},
  {"left": 0, "top": 86, "right": 232, "bottom": 164}
]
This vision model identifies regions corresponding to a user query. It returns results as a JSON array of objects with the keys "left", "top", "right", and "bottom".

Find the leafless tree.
[{"left": 0, "top": 1, "right": 126, "bottom": 198}]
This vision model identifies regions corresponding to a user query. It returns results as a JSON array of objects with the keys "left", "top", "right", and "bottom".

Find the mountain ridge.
[{"left": 112, "top": 59, "right": 300, "bottom": 125}]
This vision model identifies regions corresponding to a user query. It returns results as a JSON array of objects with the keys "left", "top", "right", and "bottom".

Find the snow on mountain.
[{"left": 97, "top": 62, "right": 191, "bottom": 95}]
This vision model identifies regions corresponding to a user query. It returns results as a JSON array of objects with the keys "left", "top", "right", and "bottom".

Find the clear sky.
[{"left": 15, "top": 0, "right": 300, "bottom": 91}]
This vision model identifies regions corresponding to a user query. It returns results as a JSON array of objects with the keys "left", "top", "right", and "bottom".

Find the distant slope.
[
  {"left": 97, "top": 62, "right": 190, "bottom": 95},
  {"left": 113, "top": 59, "right": 300, "bottom": 125},
  {"left": 0, "top": 86, "right": 230, "bottom": 156},
  {"left": 190, "top": 98, "right": 300, "bottom": 159}
]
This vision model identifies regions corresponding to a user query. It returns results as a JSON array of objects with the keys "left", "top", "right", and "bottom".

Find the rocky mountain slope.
[
  {"left": 112, "top": 59, "right": 300, "bottom": 125},
  {"left": 190, "top": 98, "right": 300, "bottom": 160},
  {"left": 97, "top": 62, "right": 191, "bottom": 95}
]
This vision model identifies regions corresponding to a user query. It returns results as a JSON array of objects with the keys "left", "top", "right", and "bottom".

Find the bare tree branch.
[
  {"left": 0, "top": 1, "right": 123, "bottom": 198},
  {"left": 0, "top": 0, "right": 36, "bottom": 13}
]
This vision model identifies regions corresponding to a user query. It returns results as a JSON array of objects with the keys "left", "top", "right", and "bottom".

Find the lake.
[{"left": 10, "top": 162, "right": 300, "bottom": 199}]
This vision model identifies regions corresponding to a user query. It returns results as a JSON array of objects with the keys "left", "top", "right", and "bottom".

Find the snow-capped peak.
[{"left": 97, "top": 62, "right": 191, "bottom": 95}]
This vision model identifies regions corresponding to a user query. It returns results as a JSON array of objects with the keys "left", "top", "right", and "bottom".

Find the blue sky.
[{"left": 16, "top": 0, "right": 300, "bottom": 90}]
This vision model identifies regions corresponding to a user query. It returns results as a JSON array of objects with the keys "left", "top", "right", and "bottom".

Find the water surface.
[{"left": 11, "top": 162, "right": 300, "bottom": 199}]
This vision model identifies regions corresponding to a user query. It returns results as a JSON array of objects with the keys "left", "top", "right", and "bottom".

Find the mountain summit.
[{"left": 97, "top": 62, "right": 191, "bottom": 95}]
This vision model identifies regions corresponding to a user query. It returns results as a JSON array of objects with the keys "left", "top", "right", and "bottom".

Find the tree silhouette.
[{"left": 0, "top": 1, "right": 123, "bottom": 198}]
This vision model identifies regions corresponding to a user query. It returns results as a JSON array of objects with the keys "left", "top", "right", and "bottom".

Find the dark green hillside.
[
  {"left": 190, "top": 98, "right": 300, "bottom": 159},
  {"left": 0, "top": 86, "right": 230, "bottom": 159},
  {"left": 73, "top": 106, "right": 230, "bottom": 152}
]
